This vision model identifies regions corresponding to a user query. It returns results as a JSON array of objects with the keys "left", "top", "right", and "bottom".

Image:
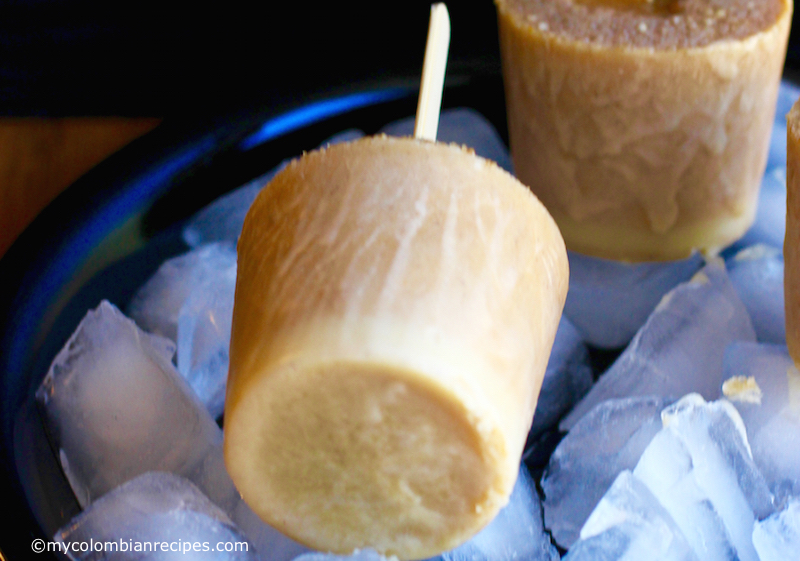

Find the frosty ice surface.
[
  {"left": 561, "top": 259, "right": 756, "bottom": 431},
  {"left": 726, "top": 245, "right": 785, "bottom": 344},
  {"left": 564, "top": 471, "right": 698, "bottom": 561},
  {"left": 542, "top": 396, "right": 672, "bottom": 549},
  {"left": 183, "top": 177, "right": 275, "bottom": 250},
  {"left": 175, "top": 252, "right": 237, "bottom": 419},
  {"left": 128, "top": 242, "right": 237, "bottom": 343},
  {"left": 564, "top": 251, "right": 703, "bottom": 350},
  {"left": 529, "top": 315, "right": 593, "bottom": 442},
  {"left": 732, "top": 167, "right": 787, "bottom": 253},
  {"left": 36, "top": 301, "right": 221, "bottom": 507},
  {"left": 722, "top": 342, "right": 794, "bottom": 436},
  {"left": 53, "top": 472, "right": 255, "bottom": 560},
  {"left": 291, "top": 549, "right": 387, "bottom": 561},
  {"left": 752, "top": 497, "right": 800, "bottom": 561},
  {"left": 128, "top": 242, "right": 237, "bottom": 418},
  {"left": 633, "top": 395, "right": 773, "bottom": 561},
  {"left": 722, "top": 342, "right": 800, "bottom": 501},
  {"left": 38, "top": 301, "right": 310, "bottom": 560}
]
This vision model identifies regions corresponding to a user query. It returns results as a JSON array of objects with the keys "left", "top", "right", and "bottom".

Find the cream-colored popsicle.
[
  {"left": 786, "top": 102, "right": 800, "bottom": 366},
  {"left": 496, "top": 0, "right": 792, "bottom": 261},
  {"left": 223, "top": 135, "right": 568, "bottom": 560}
]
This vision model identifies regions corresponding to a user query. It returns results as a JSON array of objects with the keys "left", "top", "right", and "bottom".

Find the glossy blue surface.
[{"left": 239, "top": 89, "right": 410, "bottom": 151}]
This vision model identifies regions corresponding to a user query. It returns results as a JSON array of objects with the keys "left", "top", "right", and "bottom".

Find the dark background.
[
  {"left": 0, "top": 1, "right": 508, "bottom": 117},
  {"left": 4, "top": 0, "right": 800, "bottom": 118}
]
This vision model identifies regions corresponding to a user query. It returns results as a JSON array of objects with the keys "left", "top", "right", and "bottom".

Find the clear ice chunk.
[
  {"left": 726, "top": 245, "right": 785, "bottom": 344},
  {"left": 563, "top": 251, "right": 704, "bottom": 350},
  {"left": 561, "top": 259, "right": 756, "bottom": 431},
  {"left": 752, "top": 497, "right": 800, "bottom": 561},
  {"left": 773, "top": 81, "right": 800, "bottom": 152},
  {"left": 291, "top": 549, "right": 388, "bottom": 561},
  {"left": 722, "top": 342, "right": 794, "bottom": 437},
  {"left": 232, "top": 502, "right": 312, "bottom": 561},
  {"left": 442, "top": 465, "right": 560, "bottom": 561},
  {"left": 36, "top": 301, "right": 222, "bottom": 508},
  {"left": 171, "top": 445, "right": 310, "bottom": 561},
  {"left": 128, "top": 242, "right": 237, "bottom": 417},
  {"left": 37, "top": 301, "right": 308, "bottom": 560},
  {"left": 183, "top": 129, "right": 364, "bottom": 248},
  {"left": 563, "top": 471, "right": 698, "bottom": 561},
  {"left": 529, "top": 316, "right": 594, "bottom": 442},
  {"left": 128, "top": 242, "right": 237, "bottom": 342},
  {"left": 183, "top": 178, "right": 269, "bottom": 249},
  {"left": 722, "top": 342, "right": 800, "bottom": 501},
  {"left": 750, "top": 407, "right": 800, "bottom": 505},
  {"left": 762, "top": 81, "right": 797, "bottom": 173},
  {"left": 733, "top": 166, "right": 787, "bottom": 253},
  {"left": 54, "top": 471, "right": 255, "bottom": 560},
  {"left": 633, "top": 395, "right": 774, "bottom": 561},
  {"left": 176, "top": 251, "right": 237, "bottom": 419},
  {"left": 380, "top": 108, "right": 514, "bottom": 172},
  {"left": 542, "top": 396, "right": 672, "bottom": 549}
]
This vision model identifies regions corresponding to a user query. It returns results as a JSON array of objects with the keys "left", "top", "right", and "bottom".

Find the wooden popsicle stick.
[{"left": 414, "top": 3, "right": 451, "bottom": 141}]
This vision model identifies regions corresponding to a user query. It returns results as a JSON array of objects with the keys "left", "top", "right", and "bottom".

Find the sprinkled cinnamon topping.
[{"left": 499, "top": 0, "right": 788, "bottom": 49}]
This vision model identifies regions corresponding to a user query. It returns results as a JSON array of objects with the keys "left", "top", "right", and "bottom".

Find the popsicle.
[
  {"left": 496, "top": 0, "right": 793, "bottom": 261},
  {"left": 223, "top": 5, "right": 569, "bottom": 559}
]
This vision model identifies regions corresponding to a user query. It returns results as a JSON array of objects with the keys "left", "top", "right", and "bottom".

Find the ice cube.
[
  {"left": 542, "top": 396, "right": 672, "bottom": 549},
  {"left": 181, "top": 446, "right": 311, "bottom": 561},
  {"left": 176, "top": 253, "right": 237, "bottom": 419},
  {"left": 233, "top": 502, "right": 312, "bottom": 561},
  {"left": 183, "top": 129, "right": 365, "bottom": 248},
  {"left": 53, "top": 471, "right": 255, "bottom": 560},
  {"left": 442, "top": 465, "right": 560, "bottom": 561},
  {"left": 128, "top": 242, "right": 237, "bottom": 417},
  {"left": 563, "top": 471, "right": 698, "bottom": 561},
  {"left": 767, "top": 122, "right": 788, "bottom": 171},
  {"left": 563, "top": 251, "right": 704, "bottom": 350},
  {"left": 775, "top": 80, "right": 800, "bottom": 137},
  {"left": 37, "top": 301, "right": 308, "bottom": 559},
  {"left": 561, "top": 259, "right": 756, "bottom": 431},
  {"left": 633, "top": 395, "right": 774, "bottom": 561},
  {"left": 750, "top": 406, "right": 800, "bottom": 505},
  {"left": 36, "top": 301, "right": 222, "bottom": 508},
  {"left": 528, "top": 316, "right": 594, "bottom": 443},
  {"left": 722, "top": 342, "right": 800, "bottom": 501},
  {"left": 726, "top": 245, "right": 785, "bottom": 344},
  {"left": 128, "top": 242, "right": 237, "bottom": 343},
  {"left": 752, "top": 497, "right": 800, "bottom": 561},
  {"left": 380, "top": 108, "right": 514, "bottom": 172},
  {"left": 183, "top": 178, "right": 269, "bottom": 249},
  {"left": 291, "top": 549, "right": 388, "bottom": 561},
  {"left": 722, "top": 342, "right": 793, "bottom": 437},
  {"left": 731, "top": 167, "right": 787, "bottom": 253}
]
